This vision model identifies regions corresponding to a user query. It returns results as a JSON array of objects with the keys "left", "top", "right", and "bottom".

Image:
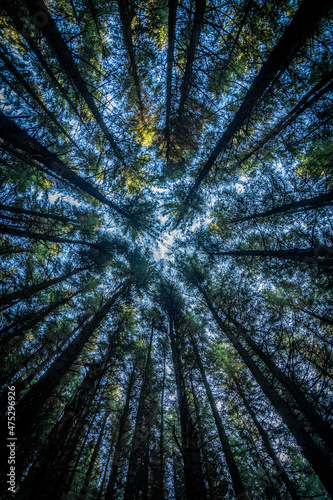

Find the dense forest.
[{"left": 0, "top": 0, "right": 333, "bottom": 498}]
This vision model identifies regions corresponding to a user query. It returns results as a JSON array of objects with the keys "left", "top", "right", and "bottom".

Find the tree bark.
[
  {"left": 15, "top": 0, "right": 125, "bottom": 162},
  {"left": 12, "top": 279, "right": 131, "bottom": 439},
  {"left": 116, "top": 0, "right": 143, "bottom": 113},
  {"left": 165, "top": 0, "right": 178, "bottom": 155},
  {"left": 177, "top": 0, "right": 206, "bottom": 119}
]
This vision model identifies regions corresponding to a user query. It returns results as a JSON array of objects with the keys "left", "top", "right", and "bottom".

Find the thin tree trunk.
[
  {"left": 203, "top": 245, "right": 333, "bottom": 268},
  {"left": 0, "top": 265, "right": 89, "bottom": 308},
  {"left": 12, "top": 279, "right": 131, "bottom": 438},
  {"left": 0, "top": 114, "right": 139, "bottom": 226},
  {"left": 105, "top": 366, "right": 136, "bottom": 500},
  {"left": 165, "top": 0, "right": 178, "bottom": 156},
  {"left": 0, "top": 290, "right": 80, "bottom": 347},
  {"left": 235, "top": 191, "right": 333, "bottom": 222},
  {"left": 196, "top": 283, "right": 333, "bottom": 496},
  {"left": 0, "top": 46, "right": 88, "bottom": 160},
  {"left": 190, "top": 333, "right": 247, "bottom": 498},
  {"left": 78, "top": 411, "right": 108, "bottom": 500},
  {"left": 0, "top": 202, "right": 76, "bottom": 224},
  {"left": 15, "top": 0, "right": 125, "bottom": 163},
  {"left": 177, "top": 0, "right": 206, "bottom": 119},
  {"left": 169, "top": 319, "right": 208, "bottom": 500},
  {"left": 235, "top": 69, "right": 333, "bottom": 170},
  {"left": 220, "top": 307, "right": 333, "bottom": 450},
  {"left": 124, "top": 330, "right": 154, "bottom": 500},
  {"left": 233, "top": 378, "right": 301, "bottom": 500},
  {"left": 116, "top": 0, "right": 143, "bottom": 113},
  {"left": 179, "top": 0, "right": 332, "bottom": 219}
]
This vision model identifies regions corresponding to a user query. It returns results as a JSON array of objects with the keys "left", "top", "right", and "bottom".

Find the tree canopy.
[{"left": 0, "top": 0, "right": 333, "bottom": 499}]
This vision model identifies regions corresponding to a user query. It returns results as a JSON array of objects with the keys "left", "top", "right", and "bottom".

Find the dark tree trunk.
[
  {"left": 78, "top": 412, "right": 108, "bottom": 500},
  {"left": 179, "top": 0, "right": 333, "bottom": 219},
  {"left": 0, "top": 265, "right": 89, "bottom": 308},
  {"left": 177, "top": 0, "right": 206, "bottom": 119},
  {"left": 169, "top": 319, "right": 208, "bottom": 500},
  {"left": 124, "top": 330, "right": 154, "bottom": 500},
  {"left": 165, "top": 0, "right": 178, "bottom": 156},
  {"left": 235, "top": 191, "right": 333, "bottom": 222},
  {"left": 233, "top": 378, "right": 301, "bottom": 500},
  {"left": 116, "top": 0, "right": 143, "bottom": 113},
  {"left": 0, "top": 113, "right": 139, "bottom": 225},
  {"left": 18, "top": 327, "right": 122, "bottom": 499},
  {"left": 204, "top": 245, "right": 333, "bottom": 268},
  {"left": 105, "top": 366, "right": 136, "bottom": 500},
  {"left": 236, "top": 69, "right": 333, "bottom": 170},
  {"left": 190, "top": 333, "right": 247, "bottom": 498},
  {"left": 11, "top": 279, "right": 131, "bottom": 439},
  {"left": 0, "top": 47, "right": 88, "bottom": 159},
  {"left": 197, "top": 283, "right": 333, "bottom": 496},
  {"left": 0, "top": 202, "right": 75, "bottom": 224},
  {"left": 0, "top": 290, "right": 80, "bottom": 348},
  {"left": 15, "top": 0, "right": 125, "bottom": 162},
  {"left": 220, "top": 307, "right": 333, "bottom": 451}
]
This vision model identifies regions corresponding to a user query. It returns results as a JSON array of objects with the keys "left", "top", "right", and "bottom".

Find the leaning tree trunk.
[
  {"left": 8, "top": 279, "right": 131, "bottom": 441},
  {"left": 124, "top": 330, "right": 154, "bottom": 500},
  {"left": 11, "top": 0, "right": 125, "bottom": 162},
  {"left": 169, "top": 319, "right": 208, "bottom": 500},
  {"left": 235, "top": 191, "right": 333, "bottom": 222},
  {"left": 190, "top": 332, "right": 247, "bottom": 498},
  {"left": 105, "top": 366, "right": 136, "bottom": 500},
  {"left": 0, "top": 264, "right": 90, "bottom": 308},
  {"left": 233, "top": 378, "right": 301, "bottom": 500},
  {"left": 177, "top": 0, "right": 206, "bottom": 119},
  {"left": 0, "top": 113, "right": 138, "bottom": 225},
  {"left": 220, "top": 306, "right": 333, "bottom": 451},
  {"left": 180, "top": 0, "right": 333, "bottom": 219},
  {"left": 196, "top": 282, "right": 333, "bottom": 496},
  {"left": 165, "top": 0, "right": 178, "bottom": 157}
]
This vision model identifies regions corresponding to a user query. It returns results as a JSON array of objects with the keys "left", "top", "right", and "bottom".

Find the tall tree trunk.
[
  {"left": 18, "top": 327, "right": 121, "bottom": 499},
  {"left": 0, "top": 290, "right": 80, "bottom": 348},
  {"left": 233, "top": 378, "right": 301, "bottom": 500},
  {"left": 179, "top": 0, "right": 333, "bottom": 220},
  {"left": 165, "top": 0, "right": 178, "bottom": 156},
  {"left": 78, "top": 411, "right": 108, "bottom": 500},
  {"left": 189, "top": 374, "right": 217, "bottom": 500},
  {"left": 235, "top": 191, "right": 333, "bottom": 222},
  {"left": 0, "top": 202, "right": 75, "bottom": 225},
  {"left": 190, "top": 333, "right": 247, "bottom": 498},
  {"left": 0, "top": 113, "right": 140, "bottom": 226},
  {"left": 10, "top": 279, "right": 131, "bottom": 439},
  {"left": 235, "top": 69, "right": 333, "bottom": 170},
  {"left": 0, "top": 265, "right": 89, "bottom": 308},
  {"left": 177, "top": 0, "right": 206, "bottom": 119},
  {"left": 105, "top": 366, "right": 136, "bottom": 500},
  {"left": 10, "top": 0, "right": 125, "bottom": 162},
  {"left": 169, "top": 319, "right": 208, "bottom": 500},
  {"left": 124, "top": 329, "right": 154, "bottom": 500},
  {"left": 116, "top": 0, "right": 143, "bottom": 113},
  {"left": 203, "top": 245, "right": 333, "bottom": 268},
  {"left": 196, "top": 282, "right": 333, "bottom": 496},
  {"left": 0, "top": 46, "right": 88, "bottom": 160},
  {"left": 220, "top": 307, "right": 333, "bottom": 450}
]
